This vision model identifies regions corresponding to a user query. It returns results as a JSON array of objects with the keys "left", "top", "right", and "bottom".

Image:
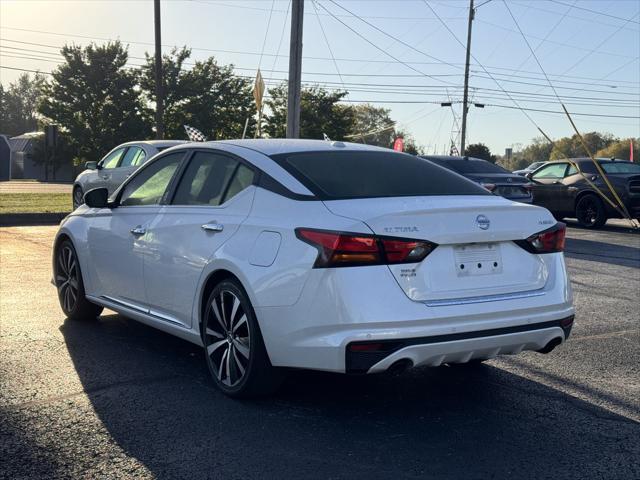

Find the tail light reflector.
[
  {"left": 296, "top": 228, "right": 437, "bottom": 268},
  {"left": 516, "top": 222, "right": 566, "bottom": 254}
]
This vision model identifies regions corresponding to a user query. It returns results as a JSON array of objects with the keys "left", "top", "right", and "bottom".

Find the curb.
[{"left": 0, "top": 212, "right": 70, "bottom": 227}]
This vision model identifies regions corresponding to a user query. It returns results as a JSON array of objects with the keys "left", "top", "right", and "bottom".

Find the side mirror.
[{"left": 84, "top": 188, "right": 110, "bottom": 209}]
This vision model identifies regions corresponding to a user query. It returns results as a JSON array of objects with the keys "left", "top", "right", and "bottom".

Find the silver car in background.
[{"left": 72, "top": 140, "right": 186, "bottom": 208}]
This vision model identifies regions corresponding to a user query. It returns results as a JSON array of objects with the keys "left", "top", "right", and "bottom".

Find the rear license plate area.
[{"left": 454, "top": 243, "right": 502, "bottom": 277}]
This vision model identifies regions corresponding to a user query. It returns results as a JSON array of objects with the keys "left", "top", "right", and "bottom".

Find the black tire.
[
  {"left": 54, "top": 239, "right": 103, "bottom": 321},
  {"left": 202, "top": 279, "right": 284, "bottom": 398},
  {"left": 575, "top": 193, "right": 607, "bottom": 228},
  {"left": 72, "top": 186, "right": 84, "bottom": 209}
]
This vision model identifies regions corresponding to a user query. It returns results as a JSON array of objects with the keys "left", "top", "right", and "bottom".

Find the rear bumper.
[
  {"left": 256, "top": 253, "right": 574, "bottom": 373},
  {"left": 346, "top": 316, "right": 573, "bottom": 373}
]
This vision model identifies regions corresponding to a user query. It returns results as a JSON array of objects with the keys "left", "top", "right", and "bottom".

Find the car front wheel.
[
  {"left": 55, "top": 240, "right": 103, "bottom": 320},
  {"left": 72, "top": 186, "right": 84, "bottom": 209},
  {"left": 575, "top": 193, "right": 607, "bottom": 228},
  {"left": 202, "top": 279, "right": 283, "bottom": 398}
]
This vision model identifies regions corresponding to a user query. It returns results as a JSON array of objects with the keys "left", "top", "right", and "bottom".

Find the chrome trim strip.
[
  {"left": 148, "top": 309, "right": 184, "bottom": 327},
  {"left": 101, "top": 295, "right": 147, "bottom": 313},
  {"left": 98, "top": 295, "right": 185, "bottom": 328},
  {"left": 424, "top": 289, "right": 546, "bottom": 307}
]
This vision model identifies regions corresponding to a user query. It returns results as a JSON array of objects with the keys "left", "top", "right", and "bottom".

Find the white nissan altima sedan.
[{"left": 52, "top": 139, "right": 575, "bottom": 397}]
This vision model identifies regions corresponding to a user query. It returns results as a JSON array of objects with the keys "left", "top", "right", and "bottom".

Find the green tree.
[
  {"left": 0, "top": 73, "right": 46, "bottom": 136},
  {"left": 347, "top": 103, "right": 395, "bottom": 147},
  {"left": 549, "top": 132, "right": 615, "bottom": 160},
  {"left": 140, "top": 48, "right": 256, "bottom": 140},
  {"left": 595, "top": 138, "right": 639, "bottom": 160},
  {"left": 464, "top": 142, "right": 496, "bottom": 162},
  {"left": 38, "top": 42, "right": 151, "bottom": 164},
  {"left": 499, "top": 137, "right": 554, "bottom": 170},
  {"left": 264, "top": 84, "right": 355, "bottom": 140}
]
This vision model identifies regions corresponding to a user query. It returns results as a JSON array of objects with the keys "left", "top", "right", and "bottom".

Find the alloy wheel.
[
  {"left": 73, "top": 188, "right": 84, "bottom": 208},
  {"left": 57, "top": 245, "right": 79, "bottom": 313},
  {"left": 205, "top": 290, "right": 251, "bottom": 387},
  {"left": 577, "top": 197, "right": 598, "bottom": 226}
]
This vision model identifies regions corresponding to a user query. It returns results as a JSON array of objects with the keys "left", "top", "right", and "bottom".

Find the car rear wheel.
[
  {"left": 202, "top": 279, "right": 283, "bottom": 398},
  {"left": 575, "top": 193, "right": 607, "bottom": 228},
  {"left": 55, "top": 240, "right": 103, "bottom": 321},
  {"left": 72, "top": 186, "right": 84, "bottom": 209}
]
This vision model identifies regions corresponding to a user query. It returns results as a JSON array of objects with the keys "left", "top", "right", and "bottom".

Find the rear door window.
[
  {"left": 172, "top": 151, "right": 245, "bottom": 206},
  {"left": 271, "top": 151, "right": 489, "bottom": 200},
  {"left": 120, "top": 146, "right": 146, "bottom": 168}
]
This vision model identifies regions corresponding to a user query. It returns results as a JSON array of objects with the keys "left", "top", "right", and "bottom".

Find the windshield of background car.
[
  {"left": 444, "top": 160, "right": 511, "bottom": 175},
  {"left": 600, "top": 162, "right": 640, "bottom": 174},
  {"left": 270, "top": 151, "right": 490, "bottom": 200}
]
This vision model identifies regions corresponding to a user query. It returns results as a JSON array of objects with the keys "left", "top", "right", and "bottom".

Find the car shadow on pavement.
[
  {"left": 48, "top": 313, "right": 640, "bottom": 479},
  {"left": 565, "top": 237, "right": 640, "bottom": 269}
]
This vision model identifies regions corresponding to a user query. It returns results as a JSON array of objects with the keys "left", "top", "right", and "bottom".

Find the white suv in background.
[{"left": 72, "top": 140, "right": 186, "bottom": 208}]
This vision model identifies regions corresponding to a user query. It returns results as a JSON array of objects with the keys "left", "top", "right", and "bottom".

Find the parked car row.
[{"left": 72, "top": 143, "right": 639, "bottom": 230}]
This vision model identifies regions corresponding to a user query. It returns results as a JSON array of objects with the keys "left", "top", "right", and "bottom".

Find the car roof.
[
  {"left": 196, "top": 139, "right": 393, "bottom": 156},
  {"left": 420, "top": 155, "right": 485, "bottom": 162},
  {"left": 120, "top": 140, "right": 188, "bottom": 148},
  {"left": 564, "top": 157, "right": 633, "bottom": 164}
]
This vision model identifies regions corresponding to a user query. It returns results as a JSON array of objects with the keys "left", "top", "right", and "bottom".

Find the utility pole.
[
  {"left": 287, "top": 0, "right": 304, "bottom": 138},
  {"left": 154, "top": 0, "right": 164, "bottom": 139},
  {"left": 460, "top": 0, "right": 474, "bottom": 156}
]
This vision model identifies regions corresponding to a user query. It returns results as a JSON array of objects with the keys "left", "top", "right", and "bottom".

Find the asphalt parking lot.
[{"left": 1, "top": 224, "right": 638, "bottom": 479}]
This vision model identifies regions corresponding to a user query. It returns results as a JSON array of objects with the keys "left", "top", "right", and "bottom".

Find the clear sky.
[{"left": 1, "top": 0, "right": 639, "bottom": 153}]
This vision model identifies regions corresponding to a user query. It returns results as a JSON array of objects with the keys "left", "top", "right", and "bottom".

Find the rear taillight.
[
  {"left": 296, "top": 228, "right": 437, "bottom": 268},
  {"left": 515, "top": 222, "right": 566, "bottom": 254}
]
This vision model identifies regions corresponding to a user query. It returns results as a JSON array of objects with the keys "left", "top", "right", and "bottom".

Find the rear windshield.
[
  {"left": 270, "top": 151, "right": 489, "bottom": 200},
  {"left": 431, "top": 159, "right": 510, "bottom": 175}
]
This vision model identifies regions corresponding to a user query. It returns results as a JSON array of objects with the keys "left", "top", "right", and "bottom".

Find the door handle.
[
  {"left": 201, "top": 222, "right": 224, "bottom": 233},
  {"left": 130, "top": 226, "right": 146, "bottom": 235},
  {"left": 101, "top": 175, "right": 110, "bottom": 180}
]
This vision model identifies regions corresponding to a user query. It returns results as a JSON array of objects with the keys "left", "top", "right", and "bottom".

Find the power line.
[
  {"left": 1, "top": 29, "right": 637, "bottom": 86},
  {"left": 314, "top": 1, "right": 457, "bottom": 86},
  {"left": 257, "top": 0, "right": 276, "bottom": 69},
  {"left": 561, "top": 10, "right": 640, "bottom": 75},
  {"left": 326, "top": 0, "right": 462, "bottom": 75},
  {"left": 3, "top": 39, "right": 636, "bottom": 94},
  {"left": 547, "top": 0, "right": 640, "bottom": 25},
  {"left": 502, "top": 0, "right": 562, "bottom": 101},
  {"left": 510, "top": 0, "right": 639, "bottom": 32}
]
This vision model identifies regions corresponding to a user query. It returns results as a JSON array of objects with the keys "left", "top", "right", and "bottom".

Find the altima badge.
[{"left": 476, "top": 214, "right": 490, "bottom": 230}]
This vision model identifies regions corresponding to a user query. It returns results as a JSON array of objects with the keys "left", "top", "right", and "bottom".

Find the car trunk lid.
[{"left": 323, "top": 195, "right": 555, "bottom": 302}]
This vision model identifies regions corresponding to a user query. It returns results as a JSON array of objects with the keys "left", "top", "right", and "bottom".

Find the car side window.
[
  {"left": 172, "top": 151, "right": 241, "bottom": 206},
  {"left": 566, "top": 164, "right": 578, "bottom": 176},
  {"left": 223, "top": 164, "right": 255, "bottom": 203},
  {"left": 131, "top": 149, "right": 146, "bottom": 166},
  {"left": 101, "top": 147, "right": 126, "bottom": 169},
  {"left": 120, "top": 147, "right": 146, "bottom": 168},
  {"left": 533, "top": 163, "right": 567, "bottom": 179},
  {"left": 120, "top": 153, "right": 184, "bottom": 206}
]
